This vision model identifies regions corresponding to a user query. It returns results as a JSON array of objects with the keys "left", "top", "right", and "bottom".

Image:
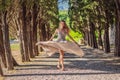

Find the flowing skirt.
[{"left": 36, "top": 41, "right": 84, "bottom": 57}]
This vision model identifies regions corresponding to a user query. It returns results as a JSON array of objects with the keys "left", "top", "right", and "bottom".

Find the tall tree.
[
  {"left": 32, "top": 0, "right": 39, "bottom": 56},
  {"left": 114, "top": 0, "right": 120, "bottom": 57},
  {"left": 20, "top": 0, "right": 30, "bottom": 61},
  {"left": 1, "top": 11, "right": 14, "bottom": 70},
  {"left": 27, "top": 11, "right": 34, "bottom": 58},
  {"left": 0, "top": 0, "right": 14, "bottom": 70}
]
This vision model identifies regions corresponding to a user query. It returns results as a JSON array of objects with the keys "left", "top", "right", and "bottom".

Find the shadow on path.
[{"left": 5, "top": 46, "right": 120, "bottom": 78}]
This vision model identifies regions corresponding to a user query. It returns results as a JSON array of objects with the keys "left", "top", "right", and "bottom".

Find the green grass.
[
  {"left": 66, "top": 30, "right": 83, "bottom": 42},
  {"left": 10, "top": 43, "right": 20, "bottom": 51}
]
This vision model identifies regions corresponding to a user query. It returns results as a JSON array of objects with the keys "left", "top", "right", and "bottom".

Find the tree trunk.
[
  {"left": 84, "top": 30, "right": 90, "bottom": 46},
  {"left": 104, "top": 25, "right": 110, "bottom": 53},
  {"left": 0, "top": 26, "right": 7, "bottom": 68},
  {"left": 38, "top": 21, "right": 44, "bottom": 52},
  {"left": 21, "top": 2, "right": 30, "bottom": 61},
  {"left": 114, "top": 0, "right": 120, "bottom": 56},
  {"left": 18, "top": 12, "right": 25, "bottom": 62},
  {"left": 28, "top": 26, "right": 34, "bottom": 58},
  {"left": 14, "top": 13, "right": 25, "bottom": 62},
  {"left": 19, "top": 20, "right": 25, "bottom": 62},
  {"left": 1, "top": 11, "right": 14, "bottom": 70},
  {"left": 32, "top": 3, "right": 39, "bottom": 56},
  {"left": 98, "top": 28, "right": 103, "bottom": 49},
  {"left": 46, "top": 25, "right": 51, "bottom": 40},
  {"left": 41, "top": 23, "right": 47, "bottom": 41},
  {"left": 0, "top": 58, "right": 3, "bottom": 76},
  {"left": 104, "top": 10, "right": 110, "bottom": 53},
  {"left": 89, "top": 22, "right": 98, "bottom": 48},
  {"left": 39, "top": 23, "right": 48, "bottom": 41},
  {"left": 27, "top": 11, "right": 34, "bottom": 58},
  {"left": 97, "top": 3, "right": 103, "bottom": 49}
]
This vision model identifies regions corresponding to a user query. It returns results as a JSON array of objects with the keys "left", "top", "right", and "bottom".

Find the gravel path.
[{"left": 4, "top": 47, "right": 120, "bottom": 80}]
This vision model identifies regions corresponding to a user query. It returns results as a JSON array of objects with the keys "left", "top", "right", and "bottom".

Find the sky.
[{"left": 58, "top": 0, "right": 69, "bottom": 10}]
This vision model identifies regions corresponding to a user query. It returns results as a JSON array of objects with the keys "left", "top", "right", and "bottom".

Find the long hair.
[{"left": 60, "top": 20, "right": 69, "bottom": 33}]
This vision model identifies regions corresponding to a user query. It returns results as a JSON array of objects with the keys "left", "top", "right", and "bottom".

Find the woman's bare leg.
[
  {"left": 59, "top": 50, "right": 64, "bottom": 71},
  {"left": 57, "top": 56, "right": 61, "bottom": 69}
]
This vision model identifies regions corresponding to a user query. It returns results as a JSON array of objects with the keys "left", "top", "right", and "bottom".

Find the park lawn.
[{"left": 10, "top": 43, "right": 20, "bottom": 51}]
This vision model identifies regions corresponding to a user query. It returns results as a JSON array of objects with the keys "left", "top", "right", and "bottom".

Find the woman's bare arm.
[{"left": 49, "top": 29, "right": 57, "bottom": 41}]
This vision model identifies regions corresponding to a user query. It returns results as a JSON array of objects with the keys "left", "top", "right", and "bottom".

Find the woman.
[
  {"left": 49, "top": 20, "right": 79, "bottom": 70},
  {"left": 36, "top": 20, "right": 84, "bottom": 71}
]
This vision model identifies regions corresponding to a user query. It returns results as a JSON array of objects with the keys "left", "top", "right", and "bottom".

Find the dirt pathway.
[{"left": 4, "top": 46, "right": 120, "bottom": 80}]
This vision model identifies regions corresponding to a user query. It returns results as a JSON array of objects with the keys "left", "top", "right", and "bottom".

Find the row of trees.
[
  {"left": 0, "top": 0, "right": 59, "bottom": 76},
  {"left": 0, "top": 0, "right": 120, "bottom": 76},
  {"left": 68, "top": 0, "right": 120, "bottom": 56}
]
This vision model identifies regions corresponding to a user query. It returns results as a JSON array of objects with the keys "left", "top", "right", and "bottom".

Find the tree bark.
[
  {"left": 32, "top": 3, "right": 39, "bottom": 56},
  {"left": 45, "top": 24, "right": 51, "bottom": 40},
  {"left": 21, "top": 2, "right": 30, "bottom": 61},
  {"left": 27, "top": 11, "right": 34, "bottom": 58},
  {"left": 104, "top": 10, "right": 110, "bottom": 53},
  {"left": 0, "top": 26, "right": 7, "bottom": 68},
  {"left": 1, "top": 11, "right": 14, "bottom": 70},
  {"left": 89, "top": 22, "right": 98, "bottom": 48},
  {"left": 0, "top": 58, "right": 3, "bottom": 76},
  {"left": 18, "top": 15, "right": 25, "bottom": 62},
  {"left": 98, "top": 28, "right": 103, "bottom": 49},
  {"left": 104, "top": 25, "right": 110, "bottom": 53},
  {"left": 41, "top": 23, "right": 47, "bottom": 41},
  {"left": 84, "top": 30, "right": 90, "bottom": 46},
  {"left": 19, "top": 29, "right": 25, "bottom": 61},
  {"left": 114, "top": 0, "right": 120, "bottom": 56}
]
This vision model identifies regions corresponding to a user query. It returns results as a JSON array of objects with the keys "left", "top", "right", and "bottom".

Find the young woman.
[
  {"left": 49, "top": 20, "right": 79, "bottom": 70},
  {"left": 36, "top": 20, "right": 84, "bottom": 71}
]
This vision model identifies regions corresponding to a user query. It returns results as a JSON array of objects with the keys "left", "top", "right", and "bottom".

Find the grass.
[
  {"left": 10, "top": 43, "right": 20, "bottom": 51},
  {"left": 66, "top": 30, "right": 83, "bottom": 42}
]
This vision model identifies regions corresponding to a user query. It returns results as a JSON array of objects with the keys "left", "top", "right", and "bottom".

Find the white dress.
[{"left": 36, "top": 30, "right": 84, "bottom": 57}]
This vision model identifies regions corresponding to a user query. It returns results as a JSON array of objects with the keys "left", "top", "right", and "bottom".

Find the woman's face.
[{"left": 59, "top": 22, "right": 65, "bottom": 29}]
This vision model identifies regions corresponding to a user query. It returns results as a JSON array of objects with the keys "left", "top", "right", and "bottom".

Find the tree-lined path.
[
  {"left": 3, "top": 46, "right": 120, "bottom": 80},
  {"left": 0, "top": 0, "right": 120, "bottom": 80}
]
